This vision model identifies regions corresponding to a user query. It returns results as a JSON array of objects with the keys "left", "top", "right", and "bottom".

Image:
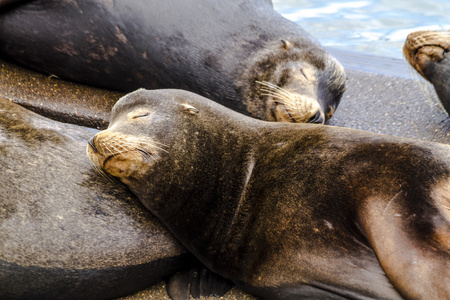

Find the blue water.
[{"left": 273, "top": 0, "right": 450, "bottom": 59}]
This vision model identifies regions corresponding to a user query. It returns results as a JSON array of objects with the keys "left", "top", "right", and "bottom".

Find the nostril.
[
  {"left": 88, "top": 136, "right": 98, "bottom": 153},
  {"left": 307, "top": 112, "right": 323, "bottom": 124}
]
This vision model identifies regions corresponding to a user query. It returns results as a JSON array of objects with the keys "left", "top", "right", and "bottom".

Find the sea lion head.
[
  {"left": 403, "top": 30, "right": 450, "bottom": 114},
  {"left": 244, "top": 39, "right": 346, "bottom": 124},
  {"left": 86, "top": 88, "right": 255, "bottom": 193},
  {"left": 86, "top": 90, "right": 175, "bottom": 183},
  {"left": 87, "top": 88, "right": 265, "bottom": 270},
  {"left": 403, "top": 30, "right": 450, "bottom": 79}
]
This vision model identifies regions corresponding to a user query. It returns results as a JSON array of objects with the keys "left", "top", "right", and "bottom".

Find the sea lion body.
[
  {"left": 88, "top": 89, "right": 450, "bottom": 300},
  {"left": 0, "top": 97, "right": 190, "bottom": 299},
  {"left": 0, "top": 0, "right": 345, "bottom": 124},
  {"left": 403, "top": 30, "right": 450, "bottom": 114}
]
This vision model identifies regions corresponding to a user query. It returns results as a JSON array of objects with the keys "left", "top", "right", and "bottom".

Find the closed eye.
[
  {"left": 127, "top": 109, "right": 152, "bottom": 119},
  {"left": 133, "top": 112, "right": 151, "bottom": 118},
  {"left": 136, "top": 113, "right": 150, "bottom": 118}
]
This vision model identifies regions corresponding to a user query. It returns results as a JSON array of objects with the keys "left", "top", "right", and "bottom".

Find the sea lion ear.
[
  {"left": 281, "top": 40, "right": 293, "bottom": 50},
  {"left": 182, "top": 103, "right": 199, "bottom": 114}
]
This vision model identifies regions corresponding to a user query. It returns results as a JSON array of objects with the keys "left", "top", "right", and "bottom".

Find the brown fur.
[
  {"left": 238, "top": 40, "right": 345, "bottom": 122},
  {"left": 88, "top": 89, "right": 450, "bottom": 300}
]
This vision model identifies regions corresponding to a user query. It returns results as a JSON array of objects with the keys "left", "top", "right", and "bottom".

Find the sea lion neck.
[
  {"left": 104, "top": 89, "right": 263, "bottom": 270},
  {"left": 133, "top": 120, "right": 260, "bottom": 270},
  {"left": 422, "top": 55, "right": 450, "bottom": 113}
]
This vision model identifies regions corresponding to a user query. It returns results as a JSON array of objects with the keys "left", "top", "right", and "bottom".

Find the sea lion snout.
[
  {"left": 249, "top": 44, "right": 345, "bottom": 124},
  {"left": 403, "top": 30, "right": 450, "bottom": 115},
  {"left": 269, "top": 97, "right": 323, "bottom": 124},
  {"left": 87, "top": 129, "right": 163, "bottom": 179},
  {"left": 259, "top": 81, "right": 324, "bottom": 124},
  {"left": 403, "top": 30, "right": 450, "bottom": 76}
]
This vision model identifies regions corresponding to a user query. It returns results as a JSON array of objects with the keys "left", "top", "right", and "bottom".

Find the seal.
[
  {"left": 88, "top": 89, "right": 450, "bottom": 300},
  {"left": 403, "top": 30, "right": 450, "bottom": 115},
  {"left": 0, "top": 0, "right": 345, "bottom": 124},
  {"left": 0, "top": 56, "right": 124, "bottom": 129},
  {"left": 0, "top": 96, "right": 193, "bottom": 299}
]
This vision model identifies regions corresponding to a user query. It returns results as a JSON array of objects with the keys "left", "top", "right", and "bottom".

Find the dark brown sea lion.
[
  {"left": 0, "top": 0, "right": 345, "bottom": 124},
  {"left": 0, "top": 96, "right": 193, "bottom": 299},
  {"left": 0, "top": 56, "right": 124, "bottom": 129},
  {"left": 403, "top": 30, "right": 450, "bottom": 115},
  {"left": 88, "top": 89, "right": 450, "bottom": 300}
]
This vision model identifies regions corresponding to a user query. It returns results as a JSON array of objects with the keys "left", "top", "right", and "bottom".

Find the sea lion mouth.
[
  {"left": 258, "top": 81, "right": 324, "bottom": 124},
  {"left": 86, "top": 130, "right": 166, "bottom": 179}
]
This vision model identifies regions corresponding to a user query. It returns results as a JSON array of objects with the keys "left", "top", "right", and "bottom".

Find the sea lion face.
[
  {"left": 247, "top": 40, "right": 346, "bottom": 124},
  {"left": 86, "top": 89, "right": 208, "bottom": 186},
  {"left": 403, "top": 30, "right": 450, "bottom": 78},
  {"left": 87, "top": 128, "right": 160, "bottom": 179},
  {"left": 261, "top": 61, "right": 322, "bottom": 123},
  {"left": 87, "top": 98, "right": 173, "bottom": 182}
]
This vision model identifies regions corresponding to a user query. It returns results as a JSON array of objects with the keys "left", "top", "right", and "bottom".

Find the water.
[{"left": 273, "top": 0, "right": 450, "bottom": 59}]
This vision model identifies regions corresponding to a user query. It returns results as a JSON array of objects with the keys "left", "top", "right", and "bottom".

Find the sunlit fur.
[
  {"left": 404, "top": 31, "right": 450, "bottom": 55},
  {"left": 403, "top": 30, "right": 450, "bottom": 114},
  {"left": 403, "top": 30, "right": 450, "bottom": 78}
]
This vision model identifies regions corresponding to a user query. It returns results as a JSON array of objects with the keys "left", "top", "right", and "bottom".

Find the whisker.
[
  {"left": 109, "top": 143, "right": 126, "bottom": 155},
  {"left": 113, "top": 140, "right": 168, "bottom": 156},
  {"left": 260, "top": 93, "right": 292, "bottom": 104},
  {"left": 90, "top": 161, "right": 117, "bottom": 183},
  {"left": 257, "top": 81, "right": 294, "bottom": 99},
  {"left": 138, "top": 149, "right": 160, "bottom": 161},
  {"left": 100, "top": 142, "right": 114, "bottom": 156},
  {"left": 259, "top": 87, "right": 296, "bottom": 103},
  {"left": 145, "top": 143, "right": 168, "bottom": 153},
  {"left": 121, "top": 137, "right": 169, "bottom": 153},
  {"left": 259, "top": 81, "right": 320, "bottom": 115},
  {"left": 94, "top": 132, "right": 170, "bottom": 161}
]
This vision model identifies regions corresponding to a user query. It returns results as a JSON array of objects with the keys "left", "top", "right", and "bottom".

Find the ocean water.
[{"left": 273, "top": 0, "right": 450, "bottom": 59}]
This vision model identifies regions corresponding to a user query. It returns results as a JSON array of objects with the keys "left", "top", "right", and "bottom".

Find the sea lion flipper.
[
  {"left": 166, "top": 271, "right": 190, "bottom": 300},
  {"left": 358, "top": 185, "right": 450, "bottom": 299},
  {"left": 198, "top": 267, "right": 234, "bottom": 297},
  {"left": 166, "top": 267, "right": 234, "bottom": 299}
]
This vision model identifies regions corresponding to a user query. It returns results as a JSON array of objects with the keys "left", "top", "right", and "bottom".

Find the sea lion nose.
[
  {"left": 88, "top": 136, "right": 98, "bottom": 153},
  {"left": 307, "top": 111, "right": 324, "bottom": 124}
]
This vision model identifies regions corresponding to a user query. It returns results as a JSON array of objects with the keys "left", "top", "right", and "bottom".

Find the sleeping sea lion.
[
  {"left": 0, "top": 96, "right": 192, "bottom": 299},
  {"left": 88, "top": 89, "right": 450, "bottom": 300},
  {"left": 0, "top": 0, "right": 345, "bottom": 124}
]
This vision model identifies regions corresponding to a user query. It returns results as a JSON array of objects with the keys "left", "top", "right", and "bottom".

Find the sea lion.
[
  {"left": 0, "top": 96, "right": 192, "bottom": 299},
  {"left": 403, "top": 30, "right": 450, "bottom": 115},
  {"left": 88, "top": 89, "right": 450, "bottom": 300},
  {"left": 0, "top": 0, "right": 345, "bottom": 124},
  {"left": 0, "top": 56, "right": 124, "bottom": 129}
]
